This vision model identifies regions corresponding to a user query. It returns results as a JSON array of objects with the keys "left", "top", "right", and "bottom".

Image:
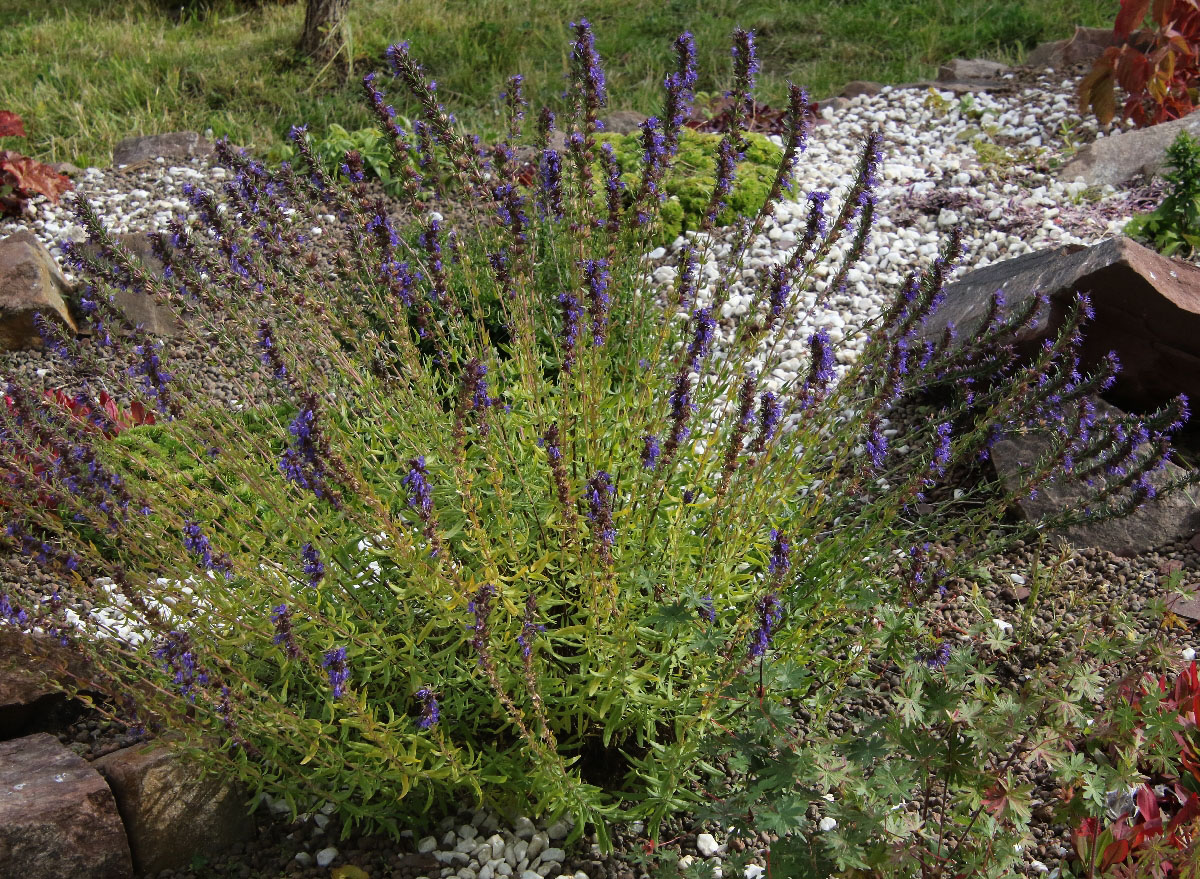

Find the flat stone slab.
[
  {"left": 0, "top": 733, "right": 133, "bottom": 878},
  {"left": 920, "top": 237, "right": 1200, "bottom": 411},
  {"left": 95, "top": 742, "right": 253, "bottom": 874},
  {"left": 990, "top": 399, "right": 1200, "bottom": 557}
]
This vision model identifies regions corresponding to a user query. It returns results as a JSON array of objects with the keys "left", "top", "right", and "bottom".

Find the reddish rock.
[
  {"left": 94, "top": 742, "right": 253, "bottom": 875},
  {"left": 0, "top": 733, "right": 133, "bottom": 878},
  {"left": 921, "top": 237, "right": 1200, "bottom": 411},
  {"left": 1168, "top": 589, "right": 1200, "bottom": 622},
  {"left": 111, "top": 131, "right": 212, "bottom": 167},
  {"left": 0, "top": 229, "right": 78, "bottom": 350}
]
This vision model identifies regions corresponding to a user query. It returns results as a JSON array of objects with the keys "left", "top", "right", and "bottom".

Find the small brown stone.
[{"left": 840, "top": 80, "right": 883, "bottom": 98}]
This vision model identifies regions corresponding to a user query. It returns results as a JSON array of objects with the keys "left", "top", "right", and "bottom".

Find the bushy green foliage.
[
  {"left": 1, "top": 23, "right": 1193, "bottom": 858},
  {"left": 598, "top": 127, "right": 782, "bottom": 245},
  {"left": 1124, "top": 130, "right": 1200, "bottom": 257},
  {"left": 696, "top": 549, "right": 1186, "bottom": 878},
  {"left": 267, "top": 124, "right": 412, "bottom": 198}
]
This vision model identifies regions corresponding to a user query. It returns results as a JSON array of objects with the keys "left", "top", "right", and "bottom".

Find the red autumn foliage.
[
  {"left": 1, "top": 389, "right": 156, "bottom": 509},
  {"left": 1070, "top": 662, "right": 1200, "bottom": 876},
  {"left": 0, "top": 110, "right": 73, "bottom": 217},
  {"left": 1078, "top": 0, "right": 1200, "bottom": 128}
]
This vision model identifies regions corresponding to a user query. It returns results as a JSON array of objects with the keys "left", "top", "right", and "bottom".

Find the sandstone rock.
[
  {"left": 0, "top": 229, "right": 78, "bottom": 349},
  {"left": 0, "top": 733, "right": 133, "bottom": 878},
  {"left": 937, "top": 58, "right": 1010, "bottom": 82},
  {"left": 840, "top": 80, "right": 883, "bottom": 98},
  {"left": 111, "top": 131, "right": 212, "bottom": 168},
  {"left": 78, "top": 232, "right": 182, "bottom": 336},
  {"left": 1025, "top": 26, "right": 1120, "bottom": 70},
  {"left": 1059, "top": 110, "right": 1200, "bottom": 186},
  {"left": 94, "top": 742, "right": 253, "bottom": 875},
  {"left": 990, "top": 398, "right": 1200, "bottom": 556},
  {"left": 920, "top": 237, "right": 1200, "bottom": 410},
  {"left": 603, "top": 110, "right": 650, "bottom": 134}
]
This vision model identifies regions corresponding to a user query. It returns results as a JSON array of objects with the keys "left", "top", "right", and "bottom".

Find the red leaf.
[
  {"left": 0, "top": 151, "right": 73, "bottom": 204},
  {"left": 1102, "top": 837, "right": 1132, "bottom": 870},
  {"left": 0, "top": 111, "right": 25, "bottom": 139},
  {"left": 1137, "top": 784, "right": 1161, "bottom": 824},
  {"left": 1117, "top": 47, "right": 1153, "bottom": 94},
  {"left": 1118, "top": 0, "right": 1156, "bottom": 38},
  {"left": 1167, "top": 791, "right": 1200, "bottom": 839}
]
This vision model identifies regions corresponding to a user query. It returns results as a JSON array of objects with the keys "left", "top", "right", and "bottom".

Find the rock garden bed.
[{"left": 4, "top": 27, "right": 1200, "bottom": 879}]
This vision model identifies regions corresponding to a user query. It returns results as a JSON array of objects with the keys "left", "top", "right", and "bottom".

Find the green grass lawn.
[{"left": 0, "top": 0, "right": 1116, "bottom": 167}]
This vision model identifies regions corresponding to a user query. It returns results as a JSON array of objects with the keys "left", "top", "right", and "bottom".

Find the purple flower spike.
[
  {"left": 301, "top": 542, "right": 325, "bottom": 588},
  {"left": 416, "top": 687, "right": 440, "bottom": 729},
  {"left": 866, "top": 426, "right": 888, "bottom": 470},
  {"left": 924, "top": 641, "right": 952, "bottom": 670},
  {"left": 183, "top": 520, "right": 232, "bottom": 578},
  {"left": 468, "top": 584, "right": 495, "bottom": 666},
  {"left": 517, "top": 594, "right": 546, "bottom": 660},
  {"left": 271, "top": 604, "right": 301, "bottom": 659},
  {"left": 581, "top": 259, "right": 612, "bottom": 346},
  {"left": 641, "top": 434, "right": 661, "bottom": 470},
  {"left": 687, "top": 307, "right": 715, "bottom": 371},
  {"left": 568, "top": 19, "right": 608, "bottom": 114},
  {"left": 768, "top": 529, "right": 791, "bottom": 576},
  {"left": 932, "top": 422, "right": 953, "bottom": 477},
  {"left": 750, "top": 593, "right": 781, "bottom": 659},
  {"left": 585, "top": 471, "right": 617, "bottom": 559},
  {"left": 402, "top": 456, "right": 433, "bottom": 516},
  {"left": 322, "top": 646, "right": 349, "bottom": 700}
]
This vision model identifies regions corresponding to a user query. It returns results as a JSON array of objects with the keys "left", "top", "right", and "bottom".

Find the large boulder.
[
  {"left": 0, "top": 733, "right": 133, "bottom": 878},
  {"left": 990, "top": 398, "right": 1200, "bottom": 556},
  {"left": 919, "top": 237, "right": 1200, "bottom": 411},
  {"left": 111, "top": 131, "right": 212, "bottom": 168},
  {"left": 94, "top": 742, "right": 253, "bottom": 875},
  {"left": 1059, "top": 110, "right": 1200, "bottom": 187},
  {"left": 0, "top": 229, "right": 78, "bottom": 350}
]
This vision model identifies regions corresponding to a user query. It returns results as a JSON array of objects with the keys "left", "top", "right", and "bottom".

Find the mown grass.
[{"left": 0, "top": 0, "right": 1115, "bottom": 166}]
